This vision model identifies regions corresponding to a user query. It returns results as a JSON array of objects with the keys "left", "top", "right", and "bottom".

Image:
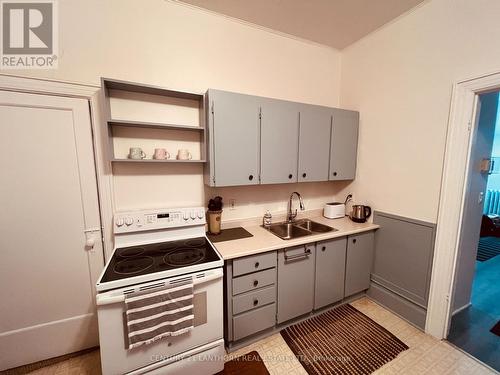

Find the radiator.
[{"left": 484, "top": 190, "right": 500, "bottom": 215}]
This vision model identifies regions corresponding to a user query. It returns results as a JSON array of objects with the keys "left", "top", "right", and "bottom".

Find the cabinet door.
[
  {"left": 260, "top": 100, "right": 299, "bottom": 184},
  {"left": 277, "top": 244, "right": 315, "bottom": 323},
  {"left": 330, "top": 109, "right": 359, "bottom": 180},
  {"left": 345, "top": 231, "right": 374, "bottom": 297},
  {"left": 314, "top": 238, "right": 346, "bottom": 309},
  {"left": 298, "top": 106, "right": 331, "bottom": 182},
  {"left": 209, "top": 90, "right": 260, "bottom": 186}
]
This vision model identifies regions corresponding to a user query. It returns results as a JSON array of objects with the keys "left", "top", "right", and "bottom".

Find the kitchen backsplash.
[{"left": 205, "top": 180, "right": 353, "bottom": 222}]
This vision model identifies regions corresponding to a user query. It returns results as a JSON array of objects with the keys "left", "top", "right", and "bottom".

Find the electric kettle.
[{"left": 349, "top": 205, "right": 372, "bottom": 223}]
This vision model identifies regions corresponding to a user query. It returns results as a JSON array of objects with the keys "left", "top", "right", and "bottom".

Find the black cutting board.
[{"left": 207, "top": 227, "right": 253, "bottom": 243}]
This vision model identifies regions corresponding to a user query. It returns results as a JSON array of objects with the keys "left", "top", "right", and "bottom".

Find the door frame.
[
  {"left": 426, "top": 70, "right": 500, "bottom": 339},
  {"left": 0, "top": 73, "right": 114, "bottom": 256}
]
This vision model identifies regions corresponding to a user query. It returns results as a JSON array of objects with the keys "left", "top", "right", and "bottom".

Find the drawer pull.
[
  {"left": 353, "top": 238, "right": 357, "bottom": 244},
  {"left": 255, "top": 262, "right": 260, "bottom": 268},
  {"left": 253, "top": 280, "right": 259, "bottom": 287},
  {"left": 322, "top": 246, "right": 326, "bottom": 251},
  {"left": 253, "top": 299, "right": 259, "bottom": 306},
  {"left": 284, "top": 247, "right": 311, "bottom": 261}
]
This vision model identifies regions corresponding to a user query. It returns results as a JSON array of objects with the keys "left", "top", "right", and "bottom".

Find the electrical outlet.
[{"left": 229, "top": 199, "right": 236, "bottom": 210}]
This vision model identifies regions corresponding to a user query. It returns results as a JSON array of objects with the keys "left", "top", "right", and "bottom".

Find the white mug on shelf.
[
  {"left": 128, "top": 147, "right": 146, "bottom": 160},
  {"left": 153, "top": 148, "right": 170, "bottom": 160},
  {"left": 176, "top": 149, "right": 192, "bottom": 160}
]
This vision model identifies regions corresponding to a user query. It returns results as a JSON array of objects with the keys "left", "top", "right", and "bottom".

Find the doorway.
[{"left": 446, "top": 91, "right": 500, "bottom": 371}]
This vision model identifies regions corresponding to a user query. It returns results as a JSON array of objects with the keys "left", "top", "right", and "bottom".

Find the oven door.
[{"left": 96, "top": 268, "right": 223, "bottom": 375}]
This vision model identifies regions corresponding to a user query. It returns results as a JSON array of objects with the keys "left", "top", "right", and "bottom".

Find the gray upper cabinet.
[
  {"left": 314, "top": 238, "right": 346, "bottom": 310},
  {"left": 260, "top": 100, "right": 299, "bottom": 184},
  {"left": 345, "top": 231, "right": 374, "bottom": 297},
  {"left": 206, "top": 89, "right": 260, "bottom": 187},
  {"left": 298, "top": 106, "right": 332, "bottom": 182},
  {"left": 204, "top": 89, "right": 360, "bottom": 186},
  {"left": 330, "top": 109, "right": 359, "bottom": 181},
  {"left": 277, "top": 244, "right": 315, "bottom": 324}
]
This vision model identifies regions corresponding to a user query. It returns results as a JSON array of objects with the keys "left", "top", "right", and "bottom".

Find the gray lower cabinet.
[
  {"left": 233, "top": 303, "right": 276, "bottom": 341},
  {"left": 298, "top": 105, "right": 332, "bottom": 182},
  {"left": 277, "top": 244, "right": 315, "bottom": 324},
  {"left": 225, "top": 252, "right": 277, "bottom": 343},
  {"left": 314, "top": 238, "right": 347, "bottom": 309},
  {"left": 345, "top": 231, "right": 375, "bottom": 297},
  {"left": 232, "top": 251, "right": 277, "bottom": 277},
  {"left": 330, "top": 109, "right": 359, "bottom": 181},
  {"left": 225, "top": 230, "right": 376, "bottom": 346},
  {"left": 260, "top": 100, "right": 300, "bottom": 184},
  {"left": 206, "top": 89, "right": 260, "bottom": 187}
]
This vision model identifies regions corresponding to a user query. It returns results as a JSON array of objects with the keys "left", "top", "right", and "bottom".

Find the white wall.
[
  {"left": 6, "top": 0, "right": 344, "bottom": 218},
  {"left": 339, "top": 0, "right": 500, "bottom": 223}
]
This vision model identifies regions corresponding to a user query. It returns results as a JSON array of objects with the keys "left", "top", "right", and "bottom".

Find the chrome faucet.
[{"left": 287, "top": 192, "right": 305, "bottom": 222}]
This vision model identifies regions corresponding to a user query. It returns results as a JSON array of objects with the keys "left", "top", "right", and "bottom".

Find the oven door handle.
[{"left": 96, "top": 271, "right": 222, "bottom": 306}]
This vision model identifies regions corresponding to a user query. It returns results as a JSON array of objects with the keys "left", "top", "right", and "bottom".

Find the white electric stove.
[{"left": 96, "top": 207, "right": 224, "bottom": 375}]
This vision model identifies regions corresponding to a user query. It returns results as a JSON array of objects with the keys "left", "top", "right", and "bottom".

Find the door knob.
[
  {"left": 85, "top": 237, "right": 95, "bottom": 248},
  {"left": 84, "top": 228, "right": 101, "bottom": 250}
]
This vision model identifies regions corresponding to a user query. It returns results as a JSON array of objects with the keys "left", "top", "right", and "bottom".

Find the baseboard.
[
  {"left": 451, "top": 302, "right": 472, "bottom": 316},
  {"left": 367, "top": 282, "right": 427, "bottom": 330}
]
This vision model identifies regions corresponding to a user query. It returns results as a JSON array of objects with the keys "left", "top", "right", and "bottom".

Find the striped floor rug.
[
  {"left": 477, "top": 237, "right": 500, "bottom": 262},
  {"left": 281, "top": 304, "right": 408, "bottom": 375}
]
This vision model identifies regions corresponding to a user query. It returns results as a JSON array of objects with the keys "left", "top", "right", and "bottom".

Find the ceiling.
[{"left": 176, "top": 0, "right": 425, "bottom": 49}]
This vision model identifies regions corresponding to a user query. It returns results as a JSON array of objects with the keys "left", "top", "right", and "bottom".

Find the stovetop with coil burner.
[{"left": 100, "top": 236, "right": 221, "bottom": 283}]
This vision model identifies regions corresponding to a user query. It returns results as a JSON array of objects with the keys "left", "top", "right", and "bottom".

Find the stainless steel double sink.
[{"left": 265, "top": 219, "right": 337, "bottom": 240}]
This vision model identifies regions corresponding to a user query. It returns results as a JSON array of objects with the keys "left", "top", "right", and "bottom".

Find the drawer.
[
  {"left": 232, "top": 268, "right": 275, "bottom": 295},
  {"left": 232, "top": 285, "right": 276, "bottom": 315},
  {"left": 233, "top": 251, "right": 277, "bottom": 277},
  {"left": 233, "top": 303, "right": 276, "bottom": 341}
]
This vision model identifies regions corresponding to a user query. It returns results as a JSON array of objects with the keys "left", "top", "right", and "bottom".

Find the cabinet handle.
[
  {"left": 322, "top": 246, "right": 326, "bottom": 251},
  {"left": 249, "top": 175, "right": 254, "bottom": 181},
  {"left": 253, "top": 299, "right": 259, "bottom": 306},
  {"left": 352, "top": 238, "right": 357, "bottom": 244},
  {"left": 333, "top": 172, "right": 337, "bottom": 176},
  {"left": 302, "top": 173, "right": 307, "bottom": 178},
  {"left": 284, "top": 247, "right": 311, "bottom": 261},
  {"left": 255, "top": 261, "right": 260, "bottom": 268},
  {"left": 288, "top": 174, "right": 293, "bottom": 179},
  {"left": 253, "top": 280, "right": 258, "bottom": 287}
]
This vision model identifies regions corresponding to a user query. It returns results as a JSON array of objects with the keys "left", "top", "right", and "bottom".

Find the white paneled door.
[{"left": 0, "top": 91, "right": 104, "bottom": 371}]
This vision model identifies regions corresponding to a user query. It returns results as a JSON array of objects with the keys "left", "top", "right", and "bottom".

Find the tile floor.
[{"left": 23, "top": 297, "right": 497, "bottom": 375}]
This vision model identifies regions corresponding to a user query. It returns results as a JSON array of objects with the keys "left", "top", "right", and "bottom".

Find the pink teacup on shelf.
[{"left": 153, "top": 148, "right": 170, "bottom": 160}]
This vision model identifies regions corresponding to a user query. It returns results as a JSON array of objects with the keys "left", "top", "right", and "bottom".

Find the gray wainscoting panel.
[
  {"left": 372, "top": 211, "right": 436, "bottom": 308},
  {"left": 369, "top": 211, "right": 436, "bottom": 329}
]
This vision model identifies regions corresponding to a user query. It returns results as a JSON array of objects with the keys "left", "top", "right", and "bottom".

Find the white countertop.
[{"left": 212, "top": 215, "right": 379, "bottom": 260}]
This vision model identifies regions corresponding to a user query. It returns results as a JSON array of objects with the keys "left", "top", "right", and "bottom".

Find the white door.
[
  {"left": 0, "top": 91, "right": 104, "bottom": 370},
  {"left": 452, "top": 92, "right": 498, "bottom": 313}
]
